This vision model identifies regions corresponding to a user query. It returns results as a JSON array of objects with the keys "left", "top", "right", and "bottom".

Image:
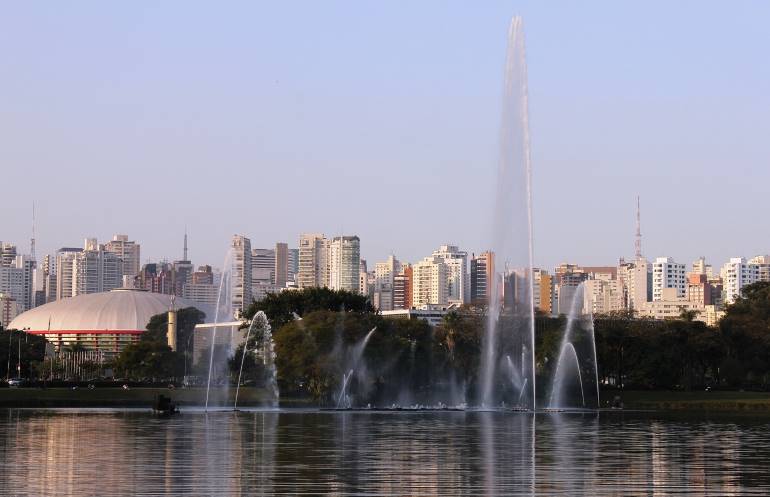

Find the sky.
[{"left": 1, "top": 1, "right": 769, "bottom": 271}]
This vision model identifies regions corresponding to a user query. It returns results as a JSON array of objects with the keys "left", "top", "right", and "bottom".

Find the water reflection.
[{"left": 0, "top": 409, "right": 769, "bottom": 496}]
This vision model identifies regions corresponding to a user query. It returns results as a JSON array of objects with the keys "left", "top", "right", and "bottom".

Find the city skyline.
[{"left": 2, "top": 2, "right": 769, "bottom": 275}]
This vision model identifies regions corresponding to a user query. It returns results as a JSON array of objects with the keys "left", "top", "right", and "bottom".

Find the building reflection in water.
[{"left": 1, "top": 410, "right": 770, "bottom": 495}]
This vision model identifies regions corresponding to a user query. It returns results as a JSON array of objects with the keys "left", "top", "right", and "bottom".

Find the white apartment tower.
[
  {"left": 54, "top": 241, "right": 122, "bottom": 300},
  {"left": 328, "top": 236, "right": 361, "bottom": 293},
  {"left": 374, "top": 255, "right": 401, "bottom": 311},
  {"left": 617, "top": 258, "right": 652, "bottom": 310},
  {"left": 298, "top": 234, "right": 328, "bottom": 289},
  {"left": 721, "top": 257, "right": 760, "bottom": 304},
  {"left": 231, "top": 235, "right": 252, "bottom": 316},
  {"left": 412, "top": 256, "right": 448, "bottom": 307},
  {"left": 652, "top": 257, "right": 686, "bottom": 301},
  {"left": 105, "top": 234, "right": 141, "bottom": 280},
  {"left": 431, "top": 245, "right": 469, "bottom": 304},
  {"left": 749, "top": 255, "right": 770, "bottom": 283}
]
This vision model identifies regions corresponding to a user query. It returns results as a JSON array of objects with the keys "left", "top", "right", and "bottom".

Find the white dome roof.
[{"left": 8, "top": 289, "right": 204, "bottom": 332}]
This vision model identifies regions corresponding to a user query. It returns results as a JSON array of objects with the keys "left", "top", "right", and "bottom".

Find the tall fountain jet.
[{"left": 480, "top": 16, "right": 536, "bottom": 409}]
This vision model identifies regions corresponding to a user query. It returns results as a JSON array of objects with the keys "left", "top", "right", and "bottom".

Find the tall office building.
[
  {"left": 275, "top": 242, "right": 289, "bottom": 288},
  {"left": 652, "top": 257, "right": 686, "bottom": 301},
  {"left": 105, "top": 234, "right": 141, "bottom": 281},
  {"left": 252, "top": 248, "right": 276, "bottom": 285},
  {"left": 298, "top": 234, "right": 328, "bottom": 289},
  {"left": 231, "top": 235, "right": 252, "bottom": 316},
  {"left": 412, "top": 256, "right": 448, "bottom": 307},
  {"left": 432, "top": 245, "right": 468, "bottom": 304},
  {"left": 470, "top": 251, "right": 494, "bottom": 304},
  {"left": 251, "top": 246, "right": 280, "bottom": 302},
  {"left": 328, "top": 236, "right": 361, "bottom": 293},
  {"left": 287, "top": 248, "right": 299, "bottom": 284}
]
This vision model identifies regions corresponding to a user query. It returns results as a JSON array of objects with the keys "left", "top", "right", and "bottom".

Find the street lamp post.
[
  {"left": 17, "top": 330, "right": 21, "bottom": 377},
  {"left": 5, "top": 329, "right": 12, "bottom": 382}
]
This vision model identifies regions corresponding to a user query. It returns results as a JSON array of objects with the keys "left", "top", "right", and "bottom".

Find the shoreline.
[{"left": 2, "top": 388, "right": 770, "bottom": 412}]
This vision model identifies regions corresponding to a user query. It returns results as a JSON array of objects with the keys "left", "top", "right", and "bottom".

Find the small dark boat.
[{"left": 153, "top": 394, "right": 179, "bottom": 416}]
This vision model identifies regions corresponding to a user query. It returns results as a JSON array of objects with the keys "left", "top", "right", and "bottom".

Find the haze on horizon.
[{"left": 1, "top": 1, "right": 768, "bottom": 271}]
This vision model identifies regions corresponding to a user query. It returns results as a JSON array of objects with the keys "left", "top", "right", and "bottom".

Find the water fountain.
[
  {"left": 234, "top": 311, "right": 279, "bottom": 409},
  {"left": 548, "top": 282, "right": 600, "bottom": 409},
  {"left": 205, "top": 249, "right": 233, "bottom": 411},
  {"left": 335, "top": 327, "right": 376, "bottom": 408},
  {"left": 479, "top": 16, "right": 536, "bottom": 410}
]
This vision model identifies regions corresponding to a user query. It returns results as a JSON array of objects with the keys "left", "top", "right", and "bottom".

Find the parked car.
[{"left": 7, "top": 378, "right": 26, "bottom": 388}]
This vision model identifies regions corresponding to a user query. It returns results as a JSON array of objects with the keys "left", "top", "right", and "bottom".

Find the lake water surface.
[{"left": 0, "top": 409, "right": 768, "bottom": 496}]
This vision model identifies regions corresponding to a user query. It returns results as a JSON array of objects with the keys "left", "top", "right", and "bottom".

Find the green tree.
[
  {"left": 719, "top": 281, "right": 770, "bottom": 387},
  {"left": 244, "top": 287, "right": 375, "bottom": 330}
]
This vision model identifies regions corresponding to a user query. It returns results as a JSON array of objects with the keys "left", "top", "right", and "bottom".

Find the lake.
[{"left": 0, "top": 409, "right": 768, "bottom": 496}]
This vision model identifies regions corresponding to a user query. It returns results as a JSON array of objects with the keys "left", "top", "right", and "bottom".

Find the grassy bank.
[
  {"left": 0, "top": 387, "right": 303, "bottom": 408},
  {"left": 606, "top": 390, "right": 770, "bottom": 412}
]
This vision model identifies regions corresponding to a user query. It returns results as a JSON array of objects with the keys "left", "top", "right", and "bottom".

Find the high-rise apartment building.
[
  {"left": 652, "top": 257, "right": 686, "bottom": 301},
  {"left": 298, "top": 234, "right": 328, "bottom": 289},
  {"left": 749, "top": 255, "right": 770, "bottom": 283},
  {"left": 0, "top": 243, "right": 35, "bottom": 313},
  {"left": 617, "top": 258, "right": 652, "bottom": 310},
  {"left": 0, "top": 292, "right": 18, "bottom": 328},
  {"left": 393, "top": 264, "right": 413, "bottom": 310},
  {"left": 374, "top": 255, "right": 401, "bottom": 311},
  {"left": 412, "top": 256, "right": 448, "bottom": 307},
  {"left": 105, "top": 234, "right": 141, "bottom": 281},
  {"left": 0, "top": 243, "right": 17, "bottom": 267},
  {"left": 54, "top": 241, "right": 122, "bottom": 300},
  {"left": 0, "top": 267, "right": 25, "bottom": 314},
  {"left": 692, "top": 257, "right": 714, "bottom": 279},
  {"left": 532, "top": 268, "right": 552, "bottom": 314},
  {"left": 553, "top": 263, "right": 589, "bottom": 314},
  {"left": 686, "top": 273, "right": 721, "bottom": 306},
  {"left": 231, "top": 235, "right": 252, "bottom": 316},
  {"left": 328, "top": 236, "right": 361, "bottom": 293},
  {"left": 182, "top": 266, "right": 219, "bottom": 307},
  {"left": 432, "top": 245, "right": 468, "bottom": 304},
  {"left": 721, "top": 257, "right": 759, "bottom": 304},
  {"left": 470, "top": 251, "right": 494, "bottom": 304},
  {"left": 359, "top": 260, "right": 371, "bottom": 298}
]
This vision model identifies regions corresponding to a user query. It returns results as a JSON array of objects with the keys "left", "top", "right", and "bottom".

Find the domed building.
[{"left": 8, "top": 289, "right": 203, "bottom": 356}]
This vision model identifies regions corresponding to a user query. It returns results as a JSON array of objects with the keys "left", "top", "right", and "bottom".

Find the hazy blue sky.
[{"left": 2, "top": 1, "right": 768, "bottom": 271}]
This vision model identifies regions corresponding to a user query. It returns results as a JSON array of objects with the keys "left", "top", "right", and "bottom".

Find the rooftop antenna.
[
  {"left": 30, "top": 201, "right": 36, "bottom": 261},
  {"left": 183, "top": 226, "right": 188, "bottom": 261},
  {"left": 635, "top": 195, "right": 642, "bottom": 260}
]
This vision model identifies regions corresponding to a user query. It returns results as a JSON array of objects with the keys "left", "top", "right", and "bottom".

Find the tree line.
[{"left": 4, "top": 282, "right": 770, "bottom": 394}]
